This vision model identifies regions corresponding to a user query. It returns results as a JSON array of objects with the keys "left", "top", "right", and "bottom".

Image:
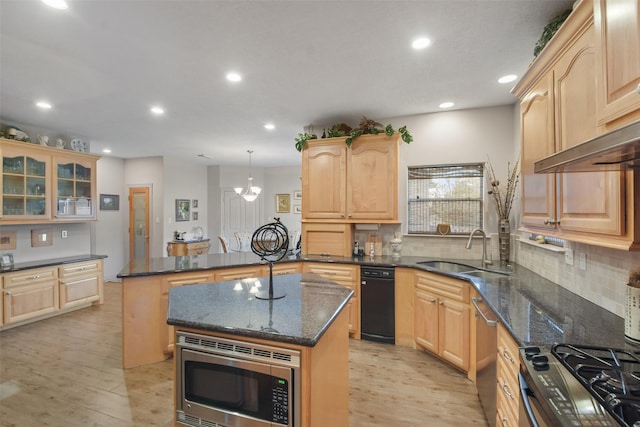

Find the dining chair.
[
  {"left": 234, "top": 232, "right": 252, "bottom": 252},
  {"left": 218, "top": 235, "right": 230, "bottom": 253},
  {"left": 289, "top": 230, "right": 301, "bottom": 250}
]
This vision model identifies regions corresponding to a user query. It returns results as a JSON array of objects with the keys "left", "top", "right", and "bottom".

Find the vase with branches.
[{"left": 486, "top": 157, "right": 520, "bottom": 261}]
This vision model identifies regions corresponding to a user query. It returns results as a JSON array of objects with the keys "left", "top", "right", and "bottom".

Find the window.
[{"left": 408, "top": 163, "right": 484, "bottom": 235}]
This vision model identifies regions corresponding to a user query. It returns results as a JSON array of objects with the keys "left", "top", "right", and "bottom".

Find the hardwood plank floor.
[{"left": 0, "top": 282, "right": 488, "bottom": 426}]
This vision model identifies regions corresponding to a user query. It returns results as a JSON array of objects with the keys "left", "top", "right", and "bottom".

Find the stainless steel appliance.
[
  {"left": 472, "top": 297, "right": 497, "bottom": 427},
  {"left": 175, "top": 331, "right": 301, "bottom": 427},
  {"left": 360, "top": 266, "right": 395, "bottom": 344},
  {"left": 519, "top": 344, "right": 627, "bottom": 426}
]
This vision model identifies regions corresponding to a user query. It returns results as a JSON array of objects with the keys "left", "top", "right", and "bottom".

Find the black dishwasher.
[{"left": 360, "top": 266, "right": 395, "bottom": 344}]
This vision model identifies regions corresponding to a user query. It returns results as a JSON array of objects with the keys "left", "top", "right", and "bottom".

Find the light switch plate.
[
  {"left": 578, "top": 252, "right": 586, "bottom": 271},
  {"left": 61, "top": 230, "right": 68, "bottom": 239}
]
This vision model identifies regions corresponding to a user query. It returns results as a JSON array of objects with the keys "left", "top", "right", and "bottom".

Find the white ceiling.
[{"left": 0, "top": 0, "right": 574, "bottom": 167}]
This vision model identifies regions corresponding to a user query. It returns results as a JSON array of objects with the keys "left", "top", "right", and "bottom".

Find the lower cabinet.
[
  {"left": 166, "top": 239, "right": 211, "bottom": 256},
  {"left": 303, "top": 262, "right": 360, "bottom": 338},
  {"left": 59, "top": 260, "right": 103, "bottom": 310},
  {"left": 496, "top": 323, "right": 520, "bottom": 426},
  {"left": 2, "top": 267, "right": 59, "bottom": 325},
  {"left": 414, "top": 271, "right": 470, "bottom": 371}
]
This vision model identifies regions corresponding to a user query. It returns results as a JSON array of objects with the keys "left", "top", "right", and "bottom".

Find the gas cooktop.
[{"left": 552, "top": 344, "right": 640, "bottom": 427}]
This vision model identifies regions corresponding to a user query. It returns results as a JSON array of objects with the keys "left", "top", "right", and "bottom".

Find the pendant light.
[{"left": 235, "top": 150, "right": 261, "bottom": 202}]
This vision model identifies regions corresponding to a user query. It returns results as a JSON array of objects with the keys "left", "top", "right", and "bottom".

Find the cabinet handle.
[
  {"left": 430, "top": 298, "right": 436, "bottom": 303},
  {"left": 30, "top": 275, "right": 41, "bottom": 280},
  {"left": 501, "top": 415, "right": 508, "bottom": 427},
  {"left": 636, "top": 83, "right": 640, "bottom": 94},
  {"left": 502, "top": 348, "right": 514, "bottom": 364},
  {"left": 5, "top": 291, "right": 11, "bottom": 296},
  {"left": 501, "top": 381, "right": 514, "bottom": 400},
  {"left": 439, "top": 300, "right": 444, "bottom": 305}
]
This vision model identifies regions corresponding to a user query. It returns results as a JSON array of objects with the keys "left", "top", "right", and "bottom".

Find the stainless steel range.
[{"left": 518, "top": 343, "right": 639, "bottom": 426}]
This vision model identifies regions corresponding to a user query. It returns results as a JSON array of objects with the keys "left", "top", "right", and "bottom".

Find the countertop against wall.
[
  {"left": 115, "top": 252, "right": 627, "bottom": 350},
  {"left": 0, "top": 254, "right": 107, "bottom": 273}
]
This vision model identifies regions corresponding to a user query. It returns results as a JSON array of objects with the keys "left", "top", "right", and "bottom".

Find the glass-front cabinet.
[
  {"left": 54, "top": 155, "right": 96, "bottom": 219},
  {"left": 1, "top": 145, "right": 50, "bottom": 220},
  {"left": 0, "top": 138, "right": 99, "bottom": 224}
]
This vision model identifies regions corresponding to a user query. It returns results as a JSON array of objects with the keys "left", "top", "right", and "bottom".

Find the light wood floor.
[{"left": 0, "top": 282, "right": 488, "bottom": 427}]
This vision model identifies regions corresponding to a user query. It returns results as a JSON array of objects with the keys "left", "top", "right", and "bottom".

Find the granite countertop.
[
  {"left": 0, "top": 254, "right": 107, "bottom": 273},
  {"left": 118, "top": 251, "right": 627, "bottom": 350},
  {"left": 167, "top": 272, "right": 353, "bottom": 347}
]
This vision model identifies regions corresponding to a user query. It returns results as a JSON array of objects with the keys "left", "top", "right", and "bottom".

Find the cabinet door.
[
  {"left": 215, "top": 265, "right": 266, "bottom": 282},
  {"left": 53, "top": 154, "right": 97, "bottom": 219},
  {"left": 554, "top": 24, "right": 625, "bottom": 236},
  {"left": 594, "top": 0, "right": 640, "bottom": 129},
  {"left": 438, "top": 298, "right": 470, "bottom": 371},
  {"left": 301, "top": 222, "right": 353, "bottom": 257},
  {"left": 3, "top": 280, "right": 59, "bottom": 324},
  {"left": 302, "top": 141, "right": 347, "bottom": 219},
  {"left": 520, "top": 74, "right": 557, "bottom": 229},
  {"left": 414, "top": 289, "right": 438, "bottom": 354},
  {"left": 59, "top": 260, "right": 103, "bottom": 309},
  {"left": 347, "top": 135, "right": 399, "bottom": 220},
  {"left": 1, "top": 143, "right": 51, "bottom": 221}
]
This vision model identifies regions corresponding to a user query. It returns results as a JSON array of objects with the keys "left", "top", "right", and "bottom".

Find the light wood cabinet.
[
  {"left": 303, "top": 262, "right": 359, "bottom": 338},
  {"left": 1, "top": 138, "right": 99, "bottom": 224},
  {"left": 2, "top": 267, "right": 59, "bottom": 325},
  {"left": 59, "top": 259, "right": 104, "bottom": 310},
  {"left": 214, "top": 265, "right": 266, "bottom": 282},
  {"left": 514, "top": 0, "right": 635, "bottom": 250},
  {"left": 496, "top": 323, "right": 520, "bottom": 426},
  {"left": 166, "top": 239, "right": 211, "bottom": 256},
  {"left": 594, "top": 0, "right": 640, "bottom": 131},
  {"left": 270, "top": 262, "right": 302, "bottom": 276},
  {"left": 301, "top": 133, "right": 400, "bottom": 222},
  {"left": 301, "top": 222, "right": 353, "bottom": 257},
  {"left": 414, "top": 271, "right": 470, "bottom": 371}
]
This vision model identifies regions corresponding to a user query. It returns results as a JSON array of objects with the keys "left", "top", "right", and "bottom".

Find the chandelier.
[{"left": 235, "top": 150, "right": 262, "bottom": 202}]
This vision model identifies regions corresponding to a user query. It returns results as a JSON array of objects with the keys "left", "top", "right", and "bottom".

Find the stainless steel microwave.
[{"left": 175, "top": 331, "right": 301, "bottom": 427}]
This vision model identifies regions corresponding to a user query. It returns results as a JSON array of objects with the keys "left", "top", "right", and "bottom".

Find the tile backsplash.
[{"left": 356, "top": 225, "right": 634, "bottom": 318}]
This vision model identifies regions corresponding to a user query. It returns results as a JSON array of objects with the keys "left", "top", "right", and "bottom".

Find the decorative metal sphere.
[{"left": 251, "top": 218, "right": 290, "bottom": 262}]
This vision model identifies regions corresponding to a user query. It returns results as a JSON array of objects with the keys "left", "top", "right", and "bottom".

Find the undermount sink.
[
  {"left": 417, "top": 261, "right": 478, "bottom": 273},
  {"left": 460, "top": 270, "right": 510, "bottom": 280},
  {"left": 418, "top": 260, "right": 511, "bottom": 278}
]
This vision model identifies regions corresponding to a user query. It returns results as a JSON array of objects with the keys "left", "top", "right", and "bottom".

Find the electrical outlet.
[
  {"left": 565, "top": 248, "right": 574, "bottom": 266},
  {"left": 578, "top": 252, "right": 587, "bottom": 271},
  {"left": 61, "top": 230, "right": 68, "bottom": 239}
]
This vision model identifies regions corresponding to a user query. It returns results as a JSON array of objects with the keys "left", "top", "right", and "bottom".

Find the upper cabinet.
[
  {"left": 301, "top": 133, "right": 400, "bottom": 223},
  {"left": 594, "top": 0, "right": 640, "bottom": 131},
  {"left": 514, "top": 0, "right": 638, "bottom": 250},
  {"left": 0, "top": 138, "right": 99, "bottom": 224}
]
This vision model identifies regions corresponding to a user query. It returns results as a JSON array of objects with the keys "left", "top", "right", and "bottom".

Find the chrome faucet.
[{"left": 466, "top": 228, "right": 492, "bottom": 266}]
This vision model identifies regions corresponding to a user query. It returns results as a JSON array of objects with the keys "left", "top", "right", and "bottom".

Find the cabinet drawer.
[
  {"left": 166, "top": 272, "right": 215, "bottom": 287},
  {"left": 59, "top": 260, "right": 101, "bottom": 279},
  {"left": 215, "top": 266, "right": 265, "bottom": 282},
  {"left": 3, "top": 267, "right": 58, "bottom": 288},
  {"left": 498, "top": 324, "right": 520, "bottom": 379},
  {"left": 497, "top": 355, "right": 520, "bottom": 418},
  {"left": 303, "top": 262, "right": 357, "bottom": 281},
  {"left": 496, "top": 393, "right": 519, "bottom": 427},
  {"left": 270, "top": 262, "right": 302, "bottom": 276},
  {"left": 415, "top": 271, "right": 469, "bottom": 302}
]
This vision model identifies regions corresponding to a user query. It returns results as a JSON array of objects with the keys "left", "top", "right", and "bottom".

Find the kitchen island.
[{"left": 167, "top": 272, "right": 353, "bottom": 427}]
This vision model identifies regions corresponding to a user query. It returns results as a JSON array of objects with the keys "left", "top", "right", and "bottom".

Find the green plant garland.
[{"left": 294, "top": 123, "right": 412, "bottom": 152}]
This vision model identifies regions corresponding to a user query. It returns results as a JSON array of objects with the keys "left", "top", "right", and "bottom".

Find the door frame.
[{"left": 129, "top": 186, "right": 150, "bottom": 262}]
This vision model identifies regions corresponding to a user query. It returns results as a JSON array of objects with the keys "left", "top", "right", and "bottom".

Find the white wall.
[
  {"left": 94, "top": 156, "right": 125, "bottom": 280},
  {"left": 163, "top": 157, "right": 209, "bottom": 245},
  {"left": 264, "top": 166, "right": 302, "bottom": 236}
]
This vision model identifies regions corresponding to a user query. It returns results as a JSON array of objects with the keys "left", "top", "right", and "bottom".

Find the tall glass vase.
[{"left": 498, "top": 219, "right": 511, "bottom": 262}]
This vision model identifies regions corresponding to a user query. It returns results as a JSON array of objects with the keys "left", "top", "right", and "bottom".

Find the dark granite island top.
[{"left": 167, "top": 272, "right": 354, "bottom": 347}]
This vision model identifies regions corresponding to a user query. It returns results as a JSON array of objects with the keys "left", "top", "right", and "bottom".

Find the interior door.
[
  {"left": 221, "top": 188, "right": 260, "bottom": 251},
  {"left": 129, "top": 187, "right": 150, "bottom": 261}
]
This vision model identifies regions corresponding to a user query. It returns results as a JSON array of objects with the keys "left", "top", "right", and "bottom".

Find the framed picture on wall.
[
  {"left": 293, "top": 190, "right": 302, "bottom": 200},
  {"left": 294, "top": 205, "right": 302, "bottom": 214},
  {"left": 193, "top": 211, "right": 199, "bottom": 220},
  {"left": 276, "top": 194, "right": 290, "bottom": 213},
  {"left": 100, "top": 194, "right": 120, "bottom": 210},
  {"left": 0, "top": 253, "right": 14, "bottom": 269},
  {"left": 176, "top": 199, "right": 190, "bottom": 221}
]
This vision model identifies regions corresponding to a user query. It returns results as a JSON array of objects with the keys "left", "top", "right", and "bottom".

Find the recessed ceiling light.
[
  {"left": 264, "top": 123, "right": 275, "bottom": 130},
  {"left": 439, "top": 102, "right": 454, "bottom": 109},
  {"left": 411, "top": 37, "right": 432, "bottom": 50},
  {"left": 498, "top": 74, "right": 518, "bottom": 84},
  {"left": 150, "top": 106, "right": 165, "bottom": 115},
  {"left": 102, "top": 148, "right": 112, "bottom": 154},
  {"left": 35, "top": 101, "right": 52, "bottom": 109},
  {"left": 41, "top": 0, "right": 68, "bottom": 10},
  {"left": 226, "top": 72, "right": 242, "bottom": 82}
]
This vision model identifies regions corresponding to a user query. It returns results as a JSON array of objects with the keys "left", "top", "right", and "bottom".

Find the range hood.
[{"left": 534, "top": 119, "right": 640, "bottom": 173}]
